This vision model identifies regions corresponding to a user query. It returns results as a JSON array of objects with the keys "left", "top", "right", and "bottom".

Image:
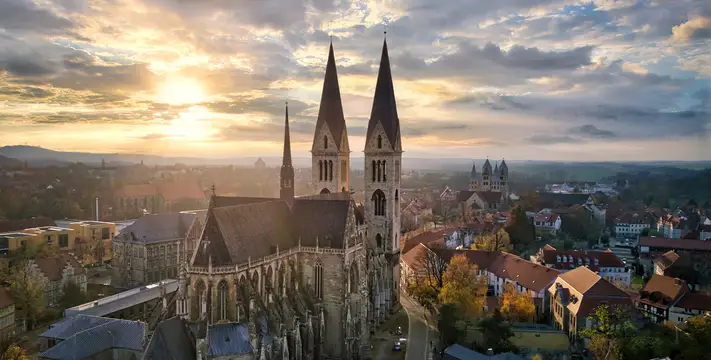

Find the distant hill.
[{"left": 0, "top": 154, "right": 22, "bottom": 169}]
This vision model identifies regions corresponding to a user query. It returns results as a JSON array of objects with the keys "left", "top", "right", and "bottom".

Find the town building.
[
  {"left": 0, "top": 226, "right": 76, "bottom": 253},
  {"left": 112, "top": 212, "right": 203, "bottom": 288},
  {"left": 639, "top": 237, "right": 711, "bottom": 285},
  {"left": 615, "top": 212, "right": 647, "bottom": 239},
  {"left": 39, "top": 315, "right": 146, "bottom": 360},
  {"left": 33, "top": 253, "right": 87, "bottom": 307},
  {"left": 636, "top": 275, "right": 689, "bottom": 324},
  {"left": 533, "top": 211, "right": 562, "bottom": 236},
  {"left": 457, "top": 190, "right": 506, "bottom": 215},
  {"left": 176, "top": 38, "right": 402, "bottom": 360},
  {"left": 532, "top": 245, "right": 631, "bottom": 287},
  {"left": 57, "top": 220, "right": 116, "bottom": 265},
  {"left": 548, "top": 266, "right": 632, "bottom": 339},
  {"left": 669, "top": 292, "right": 711, "bottom": 324},
  {"left": 0, "top": 287, "right": 14, "bottom": 343}
]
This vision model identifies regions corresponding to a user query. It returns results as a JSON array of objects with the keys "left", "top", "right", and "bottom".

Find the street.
[{"left": 401, "top": 295, "right": 436, "bottom": 360}]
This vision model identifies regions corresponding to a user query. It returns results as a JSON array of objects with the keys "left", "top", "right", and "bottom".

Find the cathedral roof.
[
  {"left": 143, "top": 316, "right": 197, "bottom": 360},
  {"left": 292, "top": 199, "right": 351, "bottom": 249},
  {"left": 313, "top": 42, "right": 348, "bottom": 152},
  {"left": 366, "top": 38, "right": 401, "bottom": 150}
]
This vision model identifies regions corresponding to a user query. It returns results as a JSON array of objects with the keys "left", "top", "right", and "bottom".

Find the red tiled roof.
[
  {"left": 676, "top": 292, "right": 711, "bottom": 311},
  {"left": 34, "top": 253, "right": 85, "bottom": 281},
  {"left": 0, "top": 287, "right": 13, "bottom": 308},
  {"left": 638, "top": 275, "right": 689, "bottom": 309},
  {"left": 554, "top": 267, "right": 632, "bottom": 317},
  {"left": 401, "top": 243, "right": 431, "bottom": 269},
  {"left": 543, "top": 244, "right": 556, "bottom": 251},
  {"left": 640, "top": 237, "right": 711, "bottom": 251},
  {"left": 653, "top": 250, "right": 680, "bottom": 271},
  {"left": 487, "top": 252, "right": 560, "bottom": 292},
  {"left": 157, "top": 180, "right": 206, "bottom": 202},
  {"left": 402, "top": 227, "right": 455, "bottom": 253},
  {"left": 535, "top": 213, "right": 559, "bottom": 223},
  {"left": 541, "top": 247, "right": 625, "bottom": 272}
]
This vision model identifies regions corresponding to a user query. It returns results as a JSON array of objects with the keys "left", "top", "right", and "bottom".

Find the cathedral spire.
[
  {"left": 281, "top": 102, "right": 295, "bottom": 205},
  {"left": 313, "top": 42, "right": 348, "bottom": 152},
  {"left": 366, "top": 36, "right": 401, "bottom": 151},
  {"left": 470, "top": 161, "right": 477, "bottom": 179}
]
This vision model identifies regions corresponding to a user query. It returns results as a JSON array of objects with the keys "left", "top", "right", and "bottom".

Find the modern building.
[
  {"left": 0, "top": 226, "right": 76, "bottom": 254},
  {"left": 548, "top": 267, "right": 632, "bottom": 339},
  {"left": 58, "top": 220, "right": 117, "bottom": 265}
]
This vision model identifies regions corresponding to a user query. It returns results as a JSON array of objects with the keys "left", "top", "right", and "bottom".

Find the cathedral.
[
  {"left": 174, "top": 38, "right": 402, "bottom": 360},
  {"left": 468, "top": 159, "right": 509, "bottom": 195}
]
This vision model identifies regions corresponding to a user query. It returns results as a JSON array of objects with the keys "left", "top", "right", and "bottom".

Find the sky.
[{"left": 0, "top": 0, "right": 709, "bottom": 161}]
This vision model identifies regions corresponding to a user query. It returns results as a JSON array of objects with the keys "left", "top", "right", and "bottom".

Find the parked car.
[
  {"left": 393, "top": 342, "right": 401, "bottom": 351},
  {"left": 395, "top": 326, "right": 402, "bottom": 335}
]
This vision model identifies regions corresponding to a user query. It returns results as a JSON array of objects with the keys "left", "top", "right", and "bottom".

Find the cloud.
[
  {"left": 672, "top": 16, "right": 711, "bottom": 42},
  {"left": 0, "top": 0, "right": 75, "bottom": 34},
  {"left": 571, "top": 124, "right": 616, "bottom": 139},
  {"left": 526, "top": 134, "right": 581, "bottom": 144}
]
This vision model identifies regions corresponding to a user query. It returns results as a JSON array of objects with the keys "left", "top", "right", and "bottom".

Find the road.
[{"left": 402, "top": 295, "right": 434, "bottom": 360}]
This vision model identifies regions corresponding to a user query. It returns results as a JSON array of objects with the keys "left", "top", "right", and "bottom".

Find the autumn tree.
[
  {"left": 0, "top": 345, "right": 30, "bottom": 360},
  {"left": 580, "top": 304, "right": 636, "bottom": 360},
  {"left": 439, "top": 254, "right": 487, "bottom": 318},
  {"left": 678, "top": 314, "right": 711, "bottom": 359},
  {"left": 499, "top": 283, "right": 536, "bottom": 322},
  {"left": 473, "top": 228, "right": 512, "bottom": 252},
  {"left": 1, "top": 255, "right": 46, "bottom": 330},
  {"left": 407, "top": 246, "right": 448, "bottom": 311}
]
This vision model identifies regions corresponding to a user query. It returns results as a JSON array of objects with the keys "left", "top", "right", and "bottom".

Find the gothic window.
[
  {"left": 329, "top": 160, "right": 333, "bottom": 181},
  {"left": 314, "top": 262, "right": 324, "bottom": 299},
  {"left": 266, "top": 266, "right": 274, "bottom": 292},
  {"left": 350, "top": 264, "right": 359, "bottom": 294},
  {"left": 196, "top": 279, "right": 206, "bottom": 314},
  {"left": 382, "top": 161, "right": 387, "bottom": 182},
  {"left": 318, "top": 160, "right": 323, "bottom": 181},
  {"left": 377, "top": 135, "right": 382, "bottom": 149},
  {"left": 320, "top": 188, "right": 330, "bottom": 194},
  {"left": 218, "top": 281, "right": 228, "bottom": 320},
  {"left": 376, "top": 234, "right": 382, "bottom": 249},
  {"left": 341, "top": 160, "right": 347, "bottom": 182},
  {"left": 372, "top": 160, "right": 376, "bottom": 182},
  {"left": 395, "top": 189, "right": 399, "bottom": 202},
  {"left": 377, "top": 160, "right": 381, "bottom": 182},
  {"left": 324, "top": 135, "right": 328, "bottom": 149},
  {"left": 372, "top": 190, "right": 386, "bottom": 216},
  {"left": 251, "top": 271, "right": 259, "bottom": 294}
]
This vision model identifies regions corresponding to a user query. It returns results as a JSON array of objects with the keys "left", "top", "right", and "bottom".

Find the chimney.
[{"left": 95, "top": 197, "right": 99, "bottom": 221}]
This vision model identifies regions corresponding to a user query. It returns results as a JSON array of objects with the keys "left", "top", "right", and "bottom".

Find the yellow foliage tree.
[
  {"left": 472, "top": 228, "right": 512, "bottom": 252},
  {"left": 1, "top": 345, "right": 30, "bottom": 360},
  {"left": 500, "top": 282, "right": 536, "bottom": 323},
  {"left": 439, "top": 254, "right": 487, "bottom": 318}
]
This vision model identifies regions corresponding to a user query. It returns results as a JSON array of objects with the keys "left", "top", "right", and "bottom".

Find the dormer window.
[
  {"left": 377, "top": 135, "right": 382, "bottom": 149},
  {"left": 594, "top": 258, "right": 599, "bottom": 265},
  {"left": 568, "top": 255, "right": 573, "bottom": 262},
  {"left": 577, "top": 258, "right": 582, "bottom": 265},
  {"left": 556, "top": 255, "right": 561, "bottom": 262}
]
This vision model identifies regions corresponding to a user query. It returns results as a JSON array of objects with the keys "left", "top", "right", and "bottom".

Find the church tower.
[
  {"left": 312, "top": 42, "right": 350, "bottom": 194},
  {"left": 280, "top": 102, "right": 295, "bottom": 205},
  {"left": 468, "top": 161, "right": 479, "bottom": 191},
  {"left": 364, "top": 37, "right": 402, "bottom": 316}
]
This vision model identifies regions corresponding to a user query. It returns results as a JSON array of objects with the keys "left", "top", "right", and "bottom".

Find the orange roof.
[
  {"left": 0, "top": 287, "right": 13, "bottom": 308},
  {"left": 34, "top": 253, "right": 85, "bottom": 281},
  {"left": 157, "top": 180, "right": 206, "bottom": 202},
  {"left": 554, "top": 267, "right": 632, "bottom": 317},
  {"left": 402, "top": 227, "right": 455, "bottom": 253},
  {"left": 401, "top": 243, "right": 432, "bottom": 269},
  {"left": 638, "top": 275, "right": 689, "bottom": 308}
]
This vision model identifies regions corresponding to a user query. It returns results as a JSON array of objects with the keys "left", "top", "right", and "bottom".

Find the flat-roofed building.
[
  {"left": 23, "top": 226, "right": 77, "bottom": 252},
  {"left": 0, "top": 232, "right": 37, "bottom": 254},
  {"left": 62, "top": 220, "right": 116, "bottom": 265}
]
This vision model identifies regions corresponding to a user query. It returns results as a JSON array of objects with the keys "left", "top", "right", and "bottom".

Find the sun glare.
[{"left": 156, "top": 76, "right": 207, "bottom": 105}]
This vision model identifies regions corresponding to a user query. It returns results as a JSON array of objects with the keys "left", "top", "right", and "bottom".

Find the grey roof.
[
  {"left": 366, "top": 38, "right": 401, "bottom": 150},
  {"left": 65, "top": 280, "right": 178, "bottom": 318},
  {"left": 142, "top": 316, "right": 197, "bottom": 360},
  {"left": 207, "top": 323, "right": 252, "bottom": 357},
  {"left": 313, "top": 42, "right": 348, "bottom": 152},
  {"left": 40, "top": 315, "right": 116, "bottom": 340},
  {"left": 443, "top": 344, "right": 525, "bottom": 360},
  {"left": 118, "top": 212, "right": 197, "bottom": 244},
  {"left": 292, "top": 198, "right": 351, "bottom": 248},
  {"left": 39, "top": 317, "right": 145, "bottom": 360}
]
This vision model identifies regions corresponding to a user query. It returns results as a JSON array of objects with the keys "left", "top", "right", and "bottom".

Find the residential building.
[
  {"left": 639, "top": 237, "right": 711, "bottom": 285},
  {"left": 0, "top": 231, "right": 36, "bottom": 254},
  {"left": 534, "top": 211, "right": 562, "bottom": 236},
  {"left": 401, "top": 198, "right": 432, "bottom": 232},
  {"left": 61, "top": 220, "right": 116, "bottom": 265},
  {"left": 636, "top": 275, "right": 689, "bottom": 324},
  {"left": 401, "top": 226, "right": 453, "bottom": 253},
  {"left": 615, "top": 212, "right": 647, "bottom": 239},
  {"left": 33, "top": 253, "right": 87, "bottom": 307},
  {"left": 0, "top": 287, "right": 14, "bottom": 343},
  {"left": 549, "top": 266, "right": 632, "bottom": 339},
  {"left": 653, "top": 251, "right": 701, "bottom": 290},
  {"left": 0, "top": 226, "right": 77, "bottom": 254},
  {"left": 39, "top": 315, "right": 146, "bottom": 360},
  {"left": 112, "top": 212, "right": 203, "bottom": 288},
  {"left": 669, "top": 292, "right": 711, "bottom": 324},
  {"left": 533, "top": 245, "right": 631, "bottom": 287}
]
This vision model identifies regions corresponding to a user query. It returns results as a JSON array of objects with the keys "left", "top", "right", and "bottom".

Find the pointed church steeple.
[
  {"left": 313, "top": 42, "right": 348, "bottom": 152},
  {"left": 281, "top": 102, "right": 295, "bottom": 205},
  {"left": 366, "top": 37, "right": 401, "bottom": 151}
]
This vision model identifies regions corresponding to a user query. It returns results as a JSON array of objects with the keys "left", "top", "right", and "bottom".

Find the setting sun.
[{"left": 155, "top": 76, "right": 207, "bottom": 105}]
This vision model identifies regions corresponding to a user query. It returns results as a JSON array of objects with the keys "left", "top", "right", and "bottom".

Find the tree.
[
  {"left": 505, "top": 206, "right": 535, "bottom": 249},
  {"left": 678, "top": 314, "right": 711, "bottom": 360},
  {"left": 112, "top": 242, "right": 132, "bottom": 288},
  {"left": 472, "top": 228, "right": 512, "bottom": 252},
  {"left": 438, "top": 303, "right": 466, "bottom": 348},
  {"left": 1, "top": 255, "right": 45, "bottom": 330},
  {"left": 0, "top": 345, "right": 30, "bottom": 360},
  {"left": 581, "top": 304, "right": 636, "bottom": 360},
  {"left": 439, "top": 254, "right": 487, "bottom": 318},
  {"left": 477, "top": 311, "right": 517, "bottom": 354},
  {"left": 409, "top": 247, "right": 448, "bottom": 310},
  {"left": 59, "top": 281, "right": 87, "bottom": 309},
  {"left": 499, "top": 283, "right": 536, "bottom": 322}
]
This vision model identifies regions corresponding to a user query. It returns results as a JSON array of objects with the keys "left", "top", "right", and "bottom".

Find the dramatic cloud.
[{"left": 0, "top": 0, "right": 708, "bottom": 161}]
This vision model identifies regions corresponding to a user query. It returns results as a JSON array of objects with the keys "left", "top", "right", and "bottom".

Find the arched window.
[
  {"left": 266, "top": 266, "right": 273, "bottom": 292},
  {"left": 320, "top": 188, "right": 330, "bottom": 194},
  {"left": 371, "top": 190, "right": 386, "bottom": 216},
  {"left": 350, "top": 264, "right": 359, "bottom": 294},
  {"left": 196, "top": 279, "right": 206, "bottom": 316},
  {"left": 329, "top": 160, "right": 333, "bottom": 181},
  {"left": 218, "top": 281, "right": 228, "bottom": 320},
  {"left": 395, "top": 189, "right": 399, "bottom": 202},
  {"left": 318, "top": 160, "right": 323, "bottom": 181},
  {"left": 377, "top": 135, "right": 382, "bottom": 149},
  {"left": 372, "top": 160, "right": 376, "bottom": 182},
  {"left": 324, "top": 135, "right": 328, "bottom": 149},
  {"left": 251, "top": 271, "right": 259, "bottom": 295},
  {"left": 382, "top": 161, "right": 387, "bottom": 182},
  {"left": 376, "top": 233, "right": 382, "bottom": 249},
  {"left": 377, "top": 160, "right": 381, "bottom": 182},
  {"left": 314, "top": 262, "right": 324, "bottom": 299}
]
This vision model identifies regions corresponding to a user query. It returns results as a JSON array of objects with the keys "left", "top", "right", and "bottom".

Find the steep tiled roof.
[
  {"left": 207, "top": 323, "right": 252, "bottom": 357},
  {"left": 554, "top": 267, "right": 631, "bottom": 317},
  {"left": 540, "top": 247, "right": 625, "bottom": 272},
  {"left": 39, "top": 317, "right": 145, "bottom": 360},
  {"left": 534, "top": 213, "right": 559, "bottom": 223},
  {"left": 292, "top": 199, "right": 351, "bottom": 248},
  {"left": 456, "top": 191, "right": 475, "bottom": 202},
  {"left": 487, "top": 252, "right": 560, "bottom": 292},
  {"left": 0, "top": 286, "right": 13, "bottom": 308},
  {"left": 675, "top": 292, "right": 711, "bottom": 311},
  {"left": 0, "top": 217, "right": 55, "bottom": 233},
  {"left": 117, "top": 212, "right": 197, "bottom": 244},
  {"left": 638, "top": 275, "right": 689, "bottom": 308},
  {"left": 654, "top": 250, "right": 680, "bottom": 271},
  {"left": 34, "top": 253, "right": 84, "bottom": 281},
  {"left": 401, "top": 243, "right": 431, "bottom": 269},
  {"left": 143, "top": 316, "right": 197, "bottom": 360},
  {"left": 475, "top": 191, "right": 504, "bottom": 204},
  {"left": 640, "top": 237, "right": 711, "bottom": 251},
  {"left": 157, "top": 180, "right": 206, "bottom": 202},
  {"left": 402, "top": 227, "right": 455, "bottom": 253}
]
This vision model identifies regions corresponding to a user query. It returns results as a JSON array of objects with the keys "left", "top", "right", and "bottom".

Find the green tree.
[
  {"left": 581, "top": 304, "right": 636, "bottom": 360},
  {"left": 505, "top": 205, "right": 535, "bottom": 249},
  {"left": 678, "top": 314, "right": 711, "bottom": 360},
  {"left": 438, "top": 303, "right": 466, "bottom": 348},
  {"left": 59, "top": 281, "right": 87, "bottom": 309},
  {"left": 477, "top": 311, "right": 517, "bottom": 354}
]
